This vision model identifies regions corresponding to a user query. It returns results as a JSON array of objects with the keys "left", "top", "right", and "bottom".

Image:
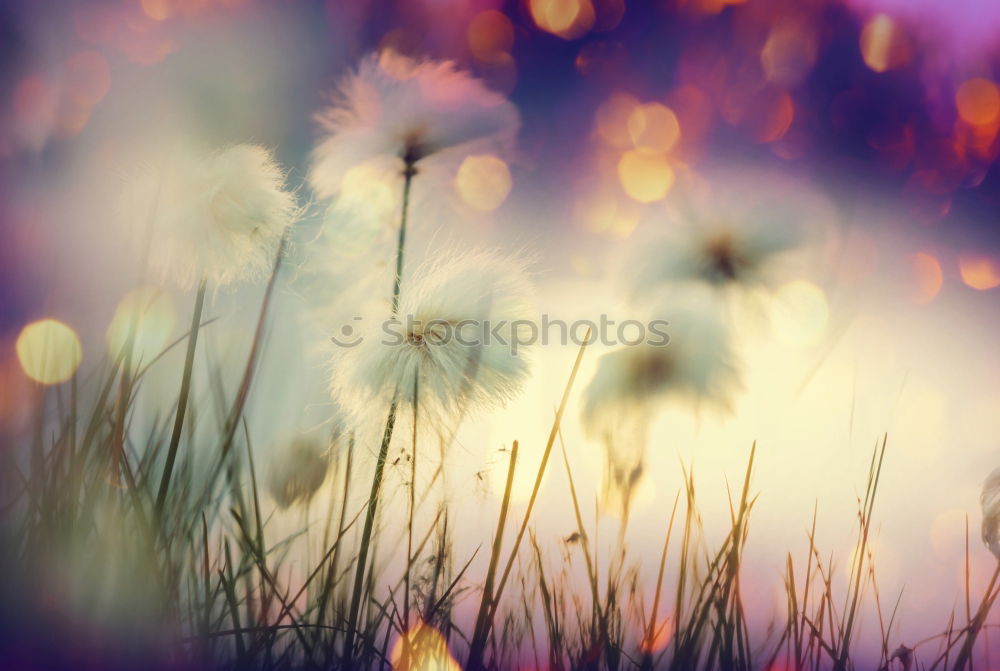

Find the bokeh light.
[
  {"left": 859, "top": 14, "right": 910, "bottom": 73},
  {"left": 15, "top": 319, "right": 83, "bottom": 385},
  {"left": 529, "top": 0, "right": 596, "bottom": 40},
  {"left": 454, "top": 154, "right": 513, "bottom": 212},
  {"left": 955, "top": 78, "right": 1000, "bottom": 127},
  {"left": 617, "top": 150, "right": 674, "bottom": 202},
  {"left": 106, "top": 287, "right": 177, "bottom": 364},
  {"left": 468, "top": 10, "right": 514, "bottom": 62},
  {"left": 910, "top": 252, "right": 943, "bottom": 303},
  {"left": 596, "top": 92, "right": 640, "bottom": 148},
  {"left": 627, "top": 103, "right": 681, "bottom": 154},
  {"left": 958, "top": 254, "right": 1000, "bottom": 290},
  {"left": 390, "top": 621, "right": 461, "bottom": 671}
]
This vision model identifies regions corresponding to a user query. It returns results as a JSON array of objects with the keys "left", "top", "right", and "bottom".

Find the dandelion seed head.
[
  {"left": 329, "top": 249, "right": 533, "bottom": 429},
  {"left": 309, "top": 51, "right": 519, "bottom": 201},
  {"left": 118, "top": 144, "right": 296, "bottom": 290}
]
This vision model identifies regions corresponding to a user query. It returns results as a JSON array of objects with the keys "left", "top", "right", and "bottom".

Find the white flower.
[
  {"left": 582, "top": 293, "right": 740, "bottom": 516},
  {"left": 630, "top": 196, "right": 802, "bottom": 299},
  {"left": 118, "top": 144, "right": 297, "bottom": 290},
  {"left": 268, "top": 437, "right": 330, "bottom": 509},
  {"left": 309, "top": 50, "right": 519, "bottom": 201},
  {"left": 982, "top": 466, "right": 1000, "bottom": 558},
  {"left": 329, "top": 250, "right": 533, "bottom": 427}
]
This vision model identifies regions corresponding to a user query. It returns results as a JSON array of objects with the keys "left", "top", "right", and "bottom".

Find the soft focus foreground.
[{"left": 3, "top": 2, "right": 1000, "bottom": 670}]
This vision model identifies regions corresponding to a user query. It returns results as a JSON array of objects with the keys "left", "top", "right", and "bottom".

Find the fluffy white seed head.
[
  {"left": 982, "top": 467, "right": 1000, "bottom": 558},
  {"left": 630, "top": 196, "right": 803, "bottom": 301},
  {"left": 582, "top": 292, "right": 741, "bottom": 517},
  {"left": 583, "top": 295, "right": 740, "bottom": 428},
  {"left": 119, "top": 144, "right": 297, "bottom": 290},
  {"left": 309, "top": 51, "right": 519, "bottom": 201},
  {"left": 329, "top": 250, "right": 533, "bottom": 428},
  {"left": 268, "top": 437, "right": 330, "bottom": 510}
]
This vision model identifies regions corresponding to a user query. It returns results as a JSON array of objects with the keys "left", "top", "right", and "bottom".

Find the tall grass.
[{"left": 4, "top": 333, "right": 1000, "bottom": 671}]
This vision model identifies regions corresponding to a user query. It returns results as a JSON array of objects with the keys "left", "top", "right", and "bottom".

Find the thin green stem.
[
  {"left": 343, "top": 161, "right": 414, "bottom": 661},
  {"left": 155, "top": 279, "right": 207, "bottom": 520},
  {"left": 391, "top": 165, "right": 415, "bottom": 315}
]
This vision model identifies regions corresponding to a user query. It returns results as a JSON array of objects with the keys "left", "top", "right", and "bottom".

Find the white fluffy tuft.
[
  {"left": 982, "top": 467, "right": 1000, "bottom": 559},
  {"left": 328, "top": 249, "right": 533, "bottom": 429},
  {"left": 309, "top": 51, "right": 519, "bottom": 202},
  {"left": 118, "top": 144, "right": 297, "bottom": 290},
  {"left": 581, "top": 290, "right": 741, "bottom": 517}
]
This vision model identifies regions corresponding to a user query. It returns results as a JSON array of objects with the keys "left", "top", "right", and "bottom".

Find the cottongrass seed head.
[
  {"left": 309, "top": 50, "right": 519, "bottom": 201},
  {"left": 582, "top": 290, "right": 741, "bottom": 516},
  {"left": 630, "top": 192, "right": 803, "bottom": 301},
  {"left": 268, "top": 437, "right": 331, "bottom": 510},
  {"left": 118, "top": 144, "right": 297, "bottom": 290},
  {"left": 329, "top": 249, "right": 533, "bottom": 428},
  {"left": 982, "top": 466, "right": 1000, "bottom": 558}
]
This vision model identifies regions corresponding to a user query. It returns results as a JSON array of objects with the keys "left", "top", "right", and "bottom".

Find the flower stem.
[
  {"left": 155, "top": 279, "right": 207, "bottom": 520},
  {"left": 391, "top": 164, "right": 414, "bottom": 314},
  {"left": 344, "top": 162, "right": 414, "bottom": 661}
]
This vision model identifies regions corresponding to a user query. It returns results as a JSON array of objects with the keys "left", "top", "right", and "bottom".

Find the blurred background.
[{"left": 2, "top": 0, "right": 1000, "bottom": 659}]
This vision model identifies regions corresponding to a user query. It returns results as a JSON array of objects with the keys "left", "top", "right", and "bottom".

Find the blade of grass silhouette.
[
  {"left": 405, "top": 377, "right": 418, "bottom": 629},
  {"left": 483, "top": 330, "right": 591, "bottom": 643},
  {"left": 468, "top": 439, "right": 520, "bottom": 670},
  {"left": 951, "top": 559, "right": 1000, "bottom": 671},
  {"left": 219, "top": 233, "right": 290, "bottom": 459},
  {"left": 642, "top": 491, "right": 681, "bottom": 669},
  {"left": 835, "top": 435, "right": 886, "bottom": 671},
  {"left": 155, "top": 279, "right": 206, "bottom": 520}
]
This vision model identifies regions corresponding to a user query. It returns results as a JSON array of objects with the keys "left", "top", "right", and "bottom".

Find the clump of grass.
[{"left": 5, "top": 326, "right": 1000, "bottom": 671}]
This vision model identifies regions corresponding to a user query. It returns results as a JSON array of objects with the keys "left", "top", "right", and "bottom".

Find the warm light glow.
[
  {"left": 770, "top": 280, "right": 829, "bottom": 348},
  {"left": 16, "top": 319, "right": 83, "bottom": 385},
  {"left": 754, "top": 91, "right": 795, "bottom": 144},
  {"left": 574, "top": 191, "right": 642, "bottom": 238},
  {"left": 929, "top": 509, "right": 967, "bottom": 560},
  {"left": 468, "top": 10, "right": 514, "bottom": 62},
  {"left": 959, "top": 254, "right": 1000, "bottom": 290},
  {"left": 910, "top": 252, "right": 943, "bottom": 304},
  {"left": 627, "top": 103, "right": 681, "bottom": 154},
  {"left": 761, "top": 20, "right": 817, "bottom": 87},
  {"left": 956, "top": 78, "right": 1000, "bottom": 127},
  {"left": 596, "top": 92, "right": 641, "bottom": 148},
  {"left": 641, "top": 616, "right": 675, "bottom": 653},
  {"left": 390, "top": 621, "right": 461, "bottom": 671},
  {"left": 860, "top": 14, "right": 909, "bottom": 73},
  {"left": 340, "top": 162, "right": 396, "bottom": 215},
  {"left": 529, "top": 0, "right": 595, "bottom": 40},
  {"left": 892, "top": 376, "right": 948, "bottom": 458},
  {"left": 106, "top": 287, "right": 177, "bottom": 364},
  {"left": 141, "top": 0, "right": 173, "bottom": 21},
  {"left": 455, "top": 154, "right": 513, "bottom": 212},
  {"left": 617, "top": 150, "right": 674, "bottom": 203}
]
